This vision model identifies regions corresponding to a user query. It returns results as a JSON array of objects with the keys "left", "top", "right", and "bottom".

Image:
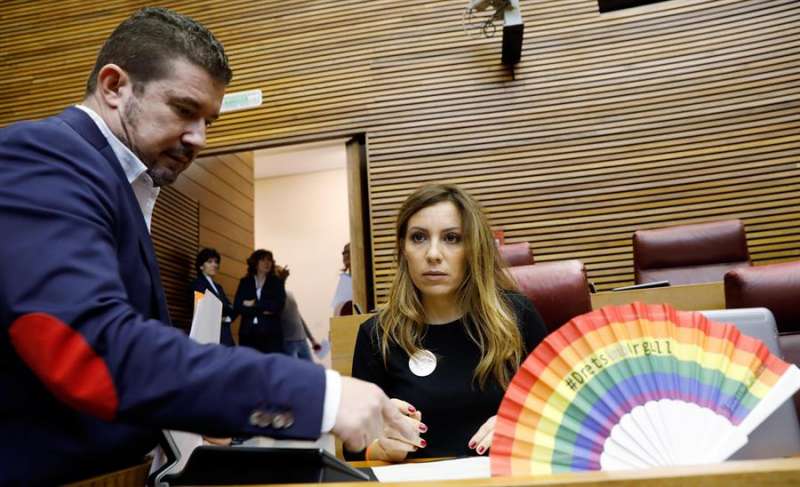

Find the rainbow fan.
[{"left": 491, "top": 302, "right": 800, "bottom": 476}]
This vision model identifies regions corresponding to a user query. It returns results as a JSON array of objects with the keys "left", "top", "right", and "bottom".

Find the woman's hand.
[
  {"left": 243, "top": 299, "right": 255, "bottom": 307},
  {"left": 366, "top": 399, "right": 427, "bottom": 462},
  {"left": 468, "top": 415, "right": 496, "bottom": 455}
]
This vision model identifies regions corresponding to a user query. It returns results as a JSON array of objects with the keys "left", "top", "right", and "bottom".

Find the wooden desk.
[
  {"left": 272, "top": 457, "right": 800, "bottom": 486},
  {"left": 591, "top": 282, "right": 725, "bottom": 311},
  {"left": 63, "top": 460, "right": 151, "bottom": 486},
  {"left": 63, "top": 455, "right": 800, "bottom": 486},
  {"left": 63, "top": 456, "right": 800, "bottom": 486}
]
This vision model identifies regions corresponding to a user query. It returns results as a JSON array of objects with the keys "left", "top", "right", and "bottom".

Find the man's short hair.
[
  {"left": 196, "top": 247, "right": 221, "bottom": 272},
  {"left": 86, "top": 7, "right": 232, "bottom": 94}
]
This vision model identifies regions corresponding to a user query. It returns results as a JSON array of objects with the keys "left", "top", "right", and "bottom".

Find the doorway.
[{"left": 252, "top": 135, "right": 373, "bottom": 352}]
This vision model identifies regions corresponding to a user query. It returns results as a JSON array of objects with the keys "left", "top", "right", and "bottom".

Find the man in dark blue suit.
[{"left": 0, "top": 7, "right": 418, "bottom": 485}]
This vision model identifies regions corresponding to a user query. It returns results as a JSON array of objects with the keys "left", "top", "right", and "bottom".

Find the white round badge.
[{"left": 408, "top": 350, "right": 437, "bottom": 377}]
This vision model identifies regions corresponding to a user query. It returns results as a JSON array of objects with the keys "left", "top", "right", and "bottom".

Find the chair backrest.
[
  {"left": 509, "top": 260, "right": 592, "bottom": 333},
  {"left": 498, "top": 241, "right": 534, "bottom": 267},
  {"left": 779, "top": 333, "right": 800, "bottom": 420},
  {"left": 633, "top": 219, "right": 750, "bottom": 285},
  {"left": 700, "top": 308, "right": 800, "bottom": 460},
  {"left": 334, "top": 300, "right": 354, "bottom": 316},
  {"left": 725, "top": 260, "right": 800, "bottom": 333}
]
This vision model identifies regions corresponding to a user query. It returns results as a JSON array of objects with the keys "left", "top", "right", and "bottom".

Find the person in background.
[
  {"left": 332, "top": 242, "right": 355, "bottom": 316},
  {"left": 351, "top": 183, "right": 548, "bottom": 461},
  {"left": 281, "top": 291, "right": 321, "bottom": 360},
  {"left": 235, "top": 249, "right": 286, "bottom": 354},
  {"left": 342, "top": 242, "right": 351, "bottom": 274},
  {"left": 0, "top": 8, "right": 417, "bottom": 484},
  {"left": 253, "top": 261, "right": 321, "bottom": 359},
  {"left": 193, "top": 247, "right": 237, "bottom": 346}
]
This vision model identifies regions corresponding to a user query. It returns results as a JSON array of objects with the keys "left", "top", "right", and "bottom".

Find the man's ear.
[{"left": 94, "top": 64, "right": 132, "bottom": 109}]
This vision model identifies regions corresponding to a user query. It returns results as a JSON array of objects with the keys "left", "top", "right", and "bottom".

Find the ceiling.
[{"left": 254, "top": 138, "right": 349, "bottom": 179}]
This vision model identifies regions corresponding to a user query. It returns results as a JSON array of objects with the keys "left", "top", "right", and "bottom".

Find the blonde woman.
[{"left": 351, "top": 184, "right": 547, "bottom": 461}]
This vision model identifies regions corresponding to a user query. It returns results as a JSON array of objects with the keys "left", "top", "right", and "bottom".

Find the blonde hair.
[{"left": 377, "top": 183, "right": 524, "bottom": 389}]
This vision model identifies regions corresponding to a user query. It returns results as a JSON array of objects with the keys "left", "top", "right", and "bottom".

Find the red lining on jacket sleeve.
[{"left": 9, "top": 312, "right": 118, "bottom": 420}]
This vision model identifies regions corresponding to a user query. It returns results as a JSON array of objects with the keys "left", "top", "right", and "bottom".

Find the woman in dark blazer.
[
  {"left": 234, "top": 249, "right": 286, "bottom": 353},
  {"left": 193, "top": 248, "right": 238, "bottom": 346}
]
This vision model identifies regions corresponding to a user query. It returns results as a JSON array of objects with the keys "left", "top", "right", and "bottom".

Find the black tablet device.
[{"left": 151, "top": 443, "right": 369, "bottom": 485}]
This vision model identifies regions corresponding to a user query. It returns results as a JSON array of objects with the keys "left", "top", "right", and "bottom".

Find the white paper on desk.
[
  {"left": 189, "top": 291, "right": 222, "bottom": 344},
  {"left": 371, "top": 457, "right": 490, "bottom": 483}
]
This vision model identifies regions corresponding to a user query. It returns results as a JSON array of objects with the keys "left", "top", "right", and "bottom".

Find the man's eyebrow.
[
  {"left": 168, "top": 95, "right": 200, "bottom": 109},
  {"left": 168, "top": 95, "right": 220, "bottom": 120}
]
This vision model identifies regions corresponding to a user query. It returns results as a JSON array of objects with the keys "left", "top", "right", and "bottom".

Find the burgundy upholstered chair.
[
  {"left": 498, "top": 242, "right": 534, "bottom": 267},
  {"left": 779, "top": 333, "right": 800, "bottom": 418},
  {"left": 725, "top": 260, "right": 800, "bottom": 334},
  {"left": 725, "top": 261, "right": 800, "bottom": 419},
  {"left": 509, "top": 260, "right": 592, "bottom": 334},
  {"left": 633, "top": 219, "right": 750, "bottom": 285}
]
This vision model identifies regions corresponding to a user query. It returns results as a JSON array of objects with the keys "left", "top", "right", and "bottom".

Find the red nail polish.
[
  {"left": 420, "top": 439, "right": 427, "bottom": 447},
  {"left": 477, "top": 446, "right": 485, "bottom": 454},
  {"left": 468, "top": 440, "right": 476, "bottom": 448},
  {"left": 419, "top": 424, "right": 427, "bottom": 432},
  {"left": 408, "top": 405, "right": 416, "bottom": 413}
]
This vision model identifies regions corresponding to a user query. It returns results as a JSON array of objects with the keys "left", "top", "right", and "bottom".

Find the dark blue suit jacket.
[
  {"left": 0, "top": 108, "right": 326, "bottom": 485},
  {"left": 193, "top": 275, "right": 237, "bottom": 346}
]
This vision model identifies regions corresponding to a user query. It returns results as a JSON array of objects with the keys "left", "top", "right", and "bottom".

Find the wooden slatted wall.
[
  {"left": 176, "top": 152, "right": 255, "bottom": 307},
  {"left": 151, "top": 187, "right": 199, "bottom": 331},
  {"left": 0, "top": 2, "right": 255, "bottom": 326},
  {"left": 1, "top": 0, "right": 797, "bottom": 304}
]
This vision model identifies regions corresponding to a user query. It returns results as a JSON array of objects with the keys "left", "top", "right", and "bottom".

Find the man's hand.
[
  {"left": 367, "top": 398, "right": 426, "bottom": 462},
  {"left": 332, "top": 377, "right": 420, "bottom": 453}
]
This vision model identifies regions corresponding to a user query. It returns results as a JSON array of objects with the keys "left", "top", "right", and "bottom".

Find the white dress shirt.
[
  {"left": 204, "top": 274, "right": 219, "bottom": 295},
  {"left": 74, "top": 105, "right": 159, "bottom": 231}
]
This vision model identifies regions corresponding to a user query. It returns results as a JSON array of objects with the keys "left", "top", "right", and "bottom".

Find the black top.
[
  {"left": 351, "top": 292, "right": 547, "bottom": 458},
  {"left": 234, "top": 274, "right": 286, "bottom": 353}
]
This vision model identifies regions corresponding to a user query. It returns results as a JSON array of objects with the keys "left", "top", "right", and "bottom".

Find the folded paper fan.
[{"left": 490, "top": 302, "right": 800, "bottom": 476}]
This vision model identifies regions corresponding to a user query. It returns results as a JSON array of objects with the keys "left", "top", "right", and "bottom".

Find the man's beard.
[{"left": 119, "top": 97, "right": 186, "bottom": 187}]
